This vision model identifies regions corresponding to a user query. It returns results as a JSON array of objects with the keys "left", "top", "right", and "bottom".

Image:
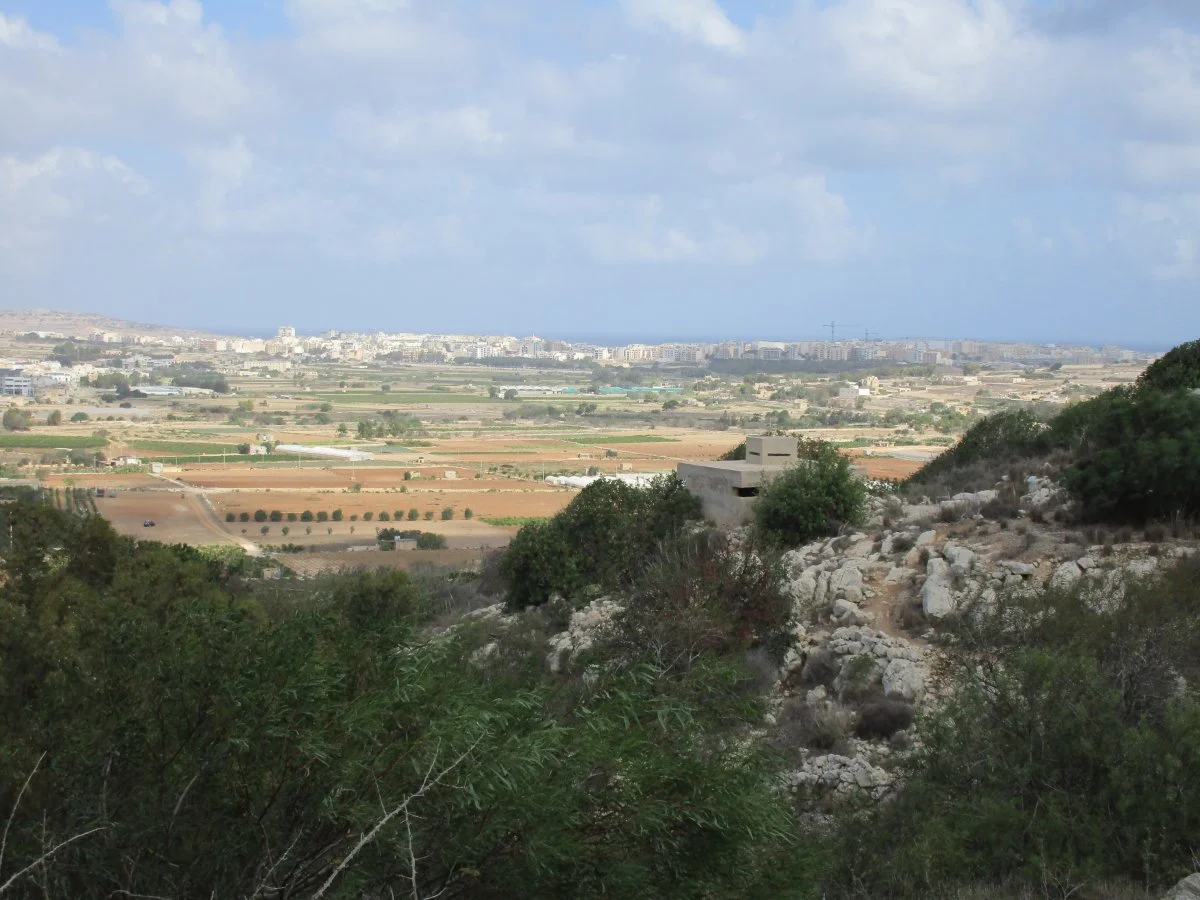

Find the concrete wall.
[{"left": 676, "top": 460, "right": 787, "bottom": 527}]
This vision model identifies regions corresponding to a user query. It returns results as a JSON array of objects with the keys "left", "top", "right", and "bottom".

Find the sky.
[{"left": 1, "top": 1, "right": 1199, "bottom": 344}]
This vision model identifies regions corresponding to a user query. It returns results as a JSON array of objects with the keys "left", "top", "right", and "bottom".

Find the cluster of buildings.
[{"left": 1, "top": 323, "right": 1152, "bottom": 390}]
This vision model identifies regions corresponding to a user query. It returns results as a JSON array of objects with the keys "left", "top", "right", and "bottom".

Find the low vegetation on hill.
[
  {"left": 4, "top": 339, "right": 1200, "bottom": 897},
  {"left": 909, "top": 338, "right": 1200, "bottom": 525}
]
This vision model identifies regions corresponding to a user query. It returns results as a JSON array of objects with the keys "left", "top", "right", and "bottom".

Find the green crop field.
[
  {"left": 128, "top": 440, "right": 242, "bottom": 455},
  {"left": 311, "top": 392, "right": 492, "bottom": 405},
  {"left": 562, "top": 434, "right": 678, "bottom": 445},
  {"left": 480, "top": 516, "right": 549, "bottom": 527},
  {"left": 0, "top": 434, "right": 108, "bottom": 449}
]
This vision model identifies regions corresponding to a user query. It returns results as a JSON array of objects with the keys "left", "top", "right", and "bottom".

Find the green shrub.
[
  {"left": 408, "top": 508, "right": 420, "bottom": 521},
  {"left": 316, "top": 510, "right": 328, "bottom": 522},
  {"left": 464, "top": 508, "right": 473, "bottom": 519},
  {"left": 753, "top": 443, "right": 866, "bottom": 546},
  {"left": 1062, "top": 388, "right": 1200, "bottom": 522},
  {"left": 415, "top": 532, "right": 448, "bottom": 550},
  {"left": 440, "top": 507, "right": 453, "bottom": 520},
  {"left": 224, "top": 512, "right": 235, "bottom": 523},
  {"left": 331, "top": 508, "right": 343, "bottom": 521},
  {"left": 1137, "top": 338, "right": 1200, "bottom": 393},
  {"left": 253, "top": 509, "right": 267, "bottom": 523},
  {"left": 499, "top": 475, "right": 703, "bottom": 610},
  {"left": 268, "top": 510, "right": 282, "bottom": 522},
  {"left": 909, "top": 410, "right": 1049, "bottom": 484},
  {"left": 238, "top": 512, "right": 249, "bottom": 523},
  {"left": 378, "top": 511, "right": 390, "bottom": 521},
  {"left": 830, "top": 557, "right": 1200, "bottom": 895},
  {"left": 300, "top": 510, "right": 314, "bottom": 522},
  {"left": 363, "top": 511, "right": 373, "bottom": 521}
]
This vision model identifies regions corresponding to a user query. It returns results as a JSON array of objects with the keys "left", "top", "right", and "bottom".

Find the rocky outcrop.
[
  {"left": 786, "top": 754, "right": 893, "bottom": 799},
  {"left": 1162, "top": 874, "right": 1200, "bottom": 900},
  {"left": 546, "top": 598, "right": 622, "bottom": 673},
  {"left": 921, "top": 557, "right": 956, "bottom": 618}
]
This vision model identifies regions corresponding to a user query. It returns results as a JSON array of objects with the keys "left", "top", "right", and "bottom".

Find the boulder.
[
  {"left": 829, "top": 564, "right": 865, "bottom": 597},
  {"left": 1077, "top": 556, "right": 1096, "bottom": 570},
  {"left": 832, "top": 598, "right": 870, "bottom": 626},
  {"left": 1050, "top": 561, "right": 1082, "bottom": 590},
  {"left": 921, "top": 558, "right": 956, "bottom": 619},
  {"left": 1162, "top": 874, "right": 1200, "bottom": 900},
  {"left": 942, "top": 543, "right": 975, "bottom": 575},
  {"left": 916, "top": 529, "right": 937, "bottom": 547},
  {"left": 882, "top": 658, "right": 927, "bottom": 702}
]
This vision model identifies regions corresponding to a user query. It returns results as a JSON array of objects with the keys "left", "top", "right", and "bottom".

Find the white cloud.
[
  {"left": 0, "top": 13, "right": 60, "bottom": 51},
  {"left": 621, "top": 0, "right": 746, "bottom": 53},
  {"left": 0, "top": 148, "right": 147, "bottom": 261}
]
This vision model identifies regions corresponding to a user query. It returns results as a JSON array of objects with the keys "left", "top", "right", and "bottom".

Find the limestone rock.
[
  {"left": 1162, "top": 874, "right": 1200, "bottom": 900},
  {"left": 916, "top": 529, "right": 937, "bottom": 547},
  {"left": 1001, "top": 560, "right": 1034, "bottom": 577},
  {"left": 832, "top": 598, "right": 870, "bottom": 626},
  {"left": 882, "top": 658, "right": 927, "bottom": 702},
  {"left": 921, "top": 558, "right": 956, "bottom": 618},
  {"left": 1050, "top": 560, "right": 1082, "bottom": 590},
  {"left": 546, "top": 598, "right": 623, "bottom": 673},
  {"left": 943, "top": 542, "right": 975, "bottom": 575}
]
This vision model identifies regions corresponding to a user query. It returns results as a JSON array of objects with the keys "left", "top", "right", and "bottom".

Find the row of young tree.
[{"left": 224, "top": 507, "right": 472, "bottom": 524}]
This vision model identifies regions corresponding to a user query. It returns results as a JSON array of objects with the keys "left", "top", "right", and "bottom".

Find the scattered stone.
[
  {"left": 1000, "top": 560, "right": 1034, "bottom": 577},
  {"left": 916, "top": 530, "right": 937, "bottom": 547},
  {"left": 1077, "top": 556, "right": 1096, "bottom": 570}
]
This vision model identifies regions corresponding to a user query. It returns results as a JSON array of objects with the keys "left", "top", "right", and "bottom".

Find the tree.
[
  {"left": 408, "top": 508, "right": 420, "bottom": 521},
  {"left": 300, "top": 510, "right": 314, "bottom": 522},
  {"left": 269, "top": 510, "right": 283, "bottom": 522},
  {"left": 317, "top": 511, "right": 329, "bottom": 522},
  {"left": 332, "top": 508, "right": 344, "bottom": 522},
  {"left": 378, "top": 511, "right": 390, "bottom": 521},
  {"left": 464, "top": 508, "right": 473, "bottom": 520},
  {"left": 440, "top": 507, "right": 454, "bottom": 520},
  {"left": 3, "top": 407, "right": 31, "bottom": 431},
  {"left": 287, "top": 512, "right": 297, "bottom": 522},
  {"left": 500, "top": 475, "right": 703, "bottom": 610},
  {"left": 504, "top": 389, "right": 519, "bottom": 400},
  {"left": 363, "top": 511, "right": 374, "bottom": 521},
  {"left": 260, "top": 525, "right": 269, "bottom": 535},
  {"left": 753, "top": 442, "right": 867, "bottom": 547},
  {"left": 281, "top": 526, "right": 289, "bottom": 536},
  {"left": 253, "top": 510, "right": 268, "bottom": 523},
  {"left": 423, "top": 511, "right": 434, "bottom": 521},
  {"left": 225, "top": 512, "right": 235, "bottom": 523},
  {"left": 46, "top": 410, "right": 62, "bottom": 426},
  {"left": 70, "top": 412, "right": 89, "bottom": 423},
  {"left": 239, "top": 512, "right": 250, "bottom": 523}
]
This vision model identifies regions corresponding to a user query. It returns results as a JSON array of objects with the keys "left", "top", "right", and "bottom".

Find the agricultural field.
[{"left": 6, "top": 353, "right": 1143, "bottom": 565}]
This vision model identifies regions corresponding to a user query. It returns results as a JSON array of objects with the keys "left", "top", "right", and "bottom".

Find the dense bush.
[
  {"left": 909, "top": 409, "right": 1049, "bottom": 485},
  {"left": 830, "top": 558, "right": 1200, "bottom": 895},
  {"left": 603, "top": 529, "right": 794, "bottom": 672},
  {"left": 1061, "top": 388, "right": 1200, "bottom": 522},
  {"left": 500, "top": 475, "right": 703, "bottom": 610},
  {"left": 1137, "top": 338, "right": 1200, "bottom": 393},
  {"left": 753, "top": 442, "right": 866, "bottom": 546},
  {"left": 416, "top": 532, "right": 448, "bottom": 550},
  {"left": 0, "top": 499, "right": 809, "bottom": 898},
  {"left": 253, "top": 509, "right": 267, "bottom": 523}
]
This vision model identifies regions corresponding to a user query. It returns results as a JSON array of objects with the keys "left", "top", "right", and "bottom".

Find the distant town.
[{"left": 0, "top": 318, "right": 1154, "bottom": 400}]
